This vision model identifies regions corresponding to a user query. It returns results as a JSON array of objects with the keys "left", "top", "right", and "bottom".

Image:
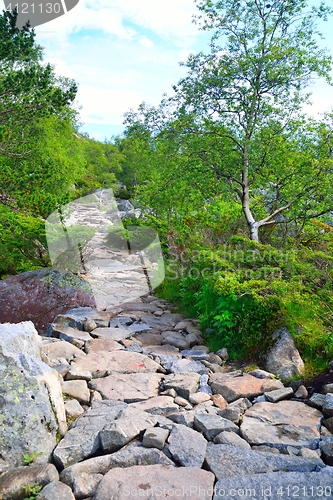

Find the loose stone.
[{"left": 142, "top": 427, "right": 170, "bottom": 450}]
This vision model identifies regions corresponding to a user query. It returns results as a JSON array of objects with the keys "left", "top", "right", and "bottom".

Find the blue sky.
[{"left": 25, "top": 0, "right": 333, "bottom": 141}]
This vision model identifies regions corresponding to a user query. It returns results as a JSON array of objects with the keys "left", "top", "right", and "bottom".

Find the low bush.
[{"left": 156, "top": 228, "right": 333, "bottom": 376}]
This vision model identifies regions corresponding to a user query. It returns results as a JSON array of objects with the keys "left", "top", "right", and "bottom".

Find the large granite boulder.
[
  {"left": 94, "top": 464, "right": 215, "bottom": 500},
  {"left": 264, "top": 328, "right": 305, "bottom": 381},
  {"left": 0, "top": 322, "right": 67, "bottom": 472},
  {"left": 71, "top": 350, "right": 160, "bottom": 377},
  {"left": 167, "top": 424, "right": 208, "bottom": 467},
  {"left": 240, "top": 401, "right": 322, "bottom": 451},
  {"left": 59, "top": 442, "right": 175, "bottom": 489},
  {"left": 53, "top": 400, "right": 127, "bottom": 469},
  {"left": 213, "top": 469, "right": 333, "bottom": 500},
  {"left": 205, "top": 443, "right": 324, "bottom": 480},
  {"left": 0, "top": 269, "right": 96, "bottom": 334},
  {"left": 89, "top": 373, "right": 163, "bottom": 402},
  {"left": 209, "top": 372, "right": 284, "bottom": 402}
]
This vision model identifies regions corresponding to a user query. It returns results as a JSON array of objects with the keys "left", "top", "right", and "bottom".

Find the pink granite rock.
[
  {"left": 210, "top": 372, "right": 284, "bottom": 402},
  {"left": 0, "top": 269, "right": 96, "bottom": 334}
]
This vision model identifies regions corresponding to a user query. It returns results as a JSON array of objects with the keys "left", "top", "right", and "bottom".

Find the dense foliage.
[
  {"left": 0, "top": 10, "right": 121, "bottom": 277},
  {"left": 155, "top": 213, "right": 333, "bottom": 376}
]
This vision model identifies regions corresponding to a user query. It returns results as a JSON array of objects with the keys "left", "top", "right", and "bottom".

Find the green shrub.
[
  {"left": 0, "top": 206, "right": 50, "bottom": 278},
  {"left": 156, "top": 231, "right": 333, "bottom": 375},
  {"left": 23, "top": 483, "right": 43, "bottom": 500}
]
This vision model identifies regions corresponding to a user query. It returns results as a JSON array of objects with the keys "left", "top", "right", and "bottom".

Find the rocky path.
[
  {"left": 1, "top": 295, "right": 333, "bottom": 500},
  {"left": 46, "top": 189, "right": 163, "bottom": 309}
]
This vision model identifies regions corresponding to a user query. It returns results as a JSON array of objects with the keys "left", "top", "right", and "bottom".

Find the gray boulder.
[
  {"left": 163, "top": 372, "right": 200, "bottom": 399},
  {"left": 117, "top": 200, "right": 134, "bottom": 212},
  {"left": 94, "top": 464, "right": 215, "bottom": 500},
  {"left": 213, "top": 469, "right": 333, "bottom": 500},
  {"left": 309, "top": 393, "right": 327, "bottom": 410},
  {"left": 264, "top": 328, "right": 305, "bottom": 381},
  {"left": 167, "top": 410, "right": 197, "bottom": 428},
  {"left": 61, "top": 379, "right": 91, "bottom": 405},
  {"left": 163, "top": 358, "right": 209, "bottom": 375},
  {"left": 161, "top": 331, "right": 193, "bottom": 350},
  {"left": 72, "top": 473, "right": 103, "bottom": 499},
  {"left": 205, "top": 443, "right": 324, "bottom": 480},
  {"left": 99, "top": 406, "right": 158, "bottom": 452},
  {"left": 194, "top": 414, "right": 239, "bottom": 440},
  {"left": 142, "top": 427, "right": 170, "bottom": 449},
  {"left": 60, "top": 442, "right": 175, "bottom": 489},
  {"left": 51, "top": 307, "right": 111, "bottom": 330},
  {"left": 214, "top": 432, "right": 251, "bottom": 449},
  {"left": 53, "top": 400, "right": 127, "bottom": 468},
  {"left": 129, "top": 396, "right": 179, "bottom": 415},
  {"left": 168, "top": 424, "right": 207, "bottom": 467},
  {"left": 181, "top": 349, "right": 210, "bottom": 361},
  {"left": 323, "top": 393, "right": 333, "bottom": 417},
  {"left": 0, "top": 322, "right": 67, "bottom": 472},
  {"left": 47, "top": 323, "right": 93, "bottom": 343},
  {"left": 41, "top": 338, "right": 86, "bottom": 365},
  {"left": 37, "top": 481, "right": 75, "bottom": 500},
  {"left": 142, "top": 313, "right": 184, "bottom": 330},
  {"left": 320, "top": 435, "right": 333, "bottom": 466},
  {"left": 265, "top": 387, "right": 294, "bottom": 402},
  {"left": 240, "top": 401, "right": 322, "bottom": 451}
]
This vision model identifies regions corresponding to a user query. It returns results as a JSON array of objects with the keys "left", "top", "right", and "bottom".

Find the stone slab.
[
  {"left": 89, "top": 373, "right": 163, "bottom": 402},
  {"left": 60, "top": 442, "right": 175, "bottom": 488},
  {"left": 210, "top": 372, "right": 284, "bottom": 403},
  {"left": 90, "top": 326, "right": 133, "bottom": 341},
  {"left": 142, "top": 313, "right": 184, "bottom": 330},
  {"left": 240, "top": 401, "right": 322, "bottom": 451},
  {"left": 94, "top": 464, "right": 215, "bottom": 500},
  {"left": 163, "top": 358, "right": 209, "bottom": 375},
  {"left": 0, "top": 464, "right": 59, "bottom": 500},
  {"left": 100, "top": 406, "right": 158, "bottom": 452},
  {"left": 213, "top": 470, "right": 333, "bottom": 500},
  {"left": 53, "top": 400, "right": 127, "bottom": 468},
  {"left": 205, "top": 443, "right": 324, "bottom": 480},
  {"left": 163, "top": 373, "right": 201, "bottom": 399},
  {"left": 71, "top": 350, "right": 160, "bottom": 378},
  {"left": 129, "top": 396, "right": 179, "bottom": 415},
  {"left": 84, "top": 338, "right": 124, "bottom": 354}
]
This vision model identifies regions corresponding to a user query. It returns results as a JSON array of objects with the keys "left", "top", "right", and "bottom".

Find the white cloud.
[
  {"left": 105, "top": 0, "right": 200, "bottom": 43},
  {"left": 36, "top": 0, "right": 199, "bottom": 45},
  {"left": 36, "top": 4, "right": 135, "bottom": 42},
  {"left": 77, "top": 85, "right": 146, "bottom": 125},
  {"left": 139, "top": 37, "right": 154, "bottom": 48}
]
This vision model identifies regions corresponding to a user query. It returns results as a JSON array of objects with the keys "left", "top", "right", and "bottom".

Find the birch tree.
[{"left": 170, "top": 0, "right": 333, "bottom": 241}]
